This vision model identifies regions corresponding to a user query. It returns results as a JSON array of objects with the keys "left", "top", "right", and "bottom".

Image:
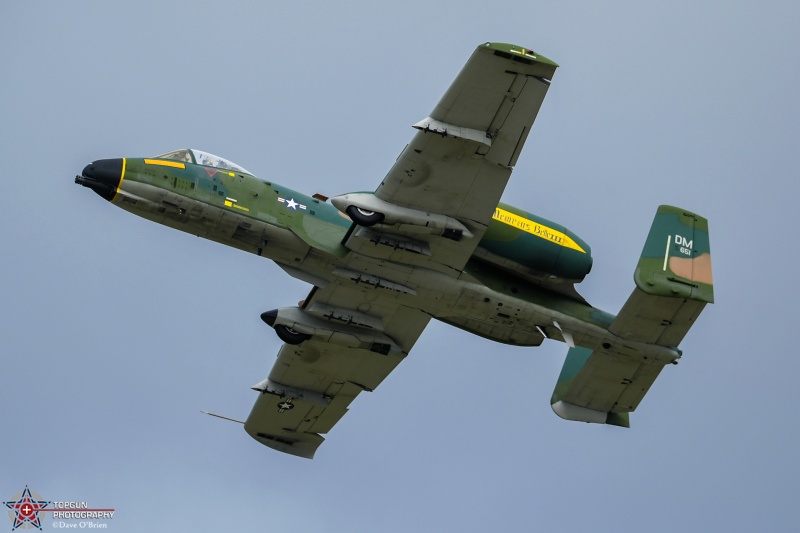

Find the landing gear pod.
[
  {"left": 260, "top": 307, "right": 402, "bottom": 354},
  {"left": 274, "top": 324, "right": 311, "bottom": 345},
  {"left": 345, "top": 205, "right": 385, "bottom": 227},
  {"left": 332, "top": 192, "right": 474, "bottom": 239}
]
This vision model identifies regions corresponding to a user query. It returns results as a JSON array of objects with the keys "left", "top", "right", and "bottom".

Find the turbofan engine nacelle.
[
  {"left": 331, "top": 192, "right": 474, "bottom": 239},
  {"left": 476, "top": 202, "right": 594, "bottom": 283}
]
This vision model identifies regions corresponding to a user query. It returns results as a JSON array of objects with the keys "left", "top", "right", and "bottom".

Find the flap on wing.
[{"left": 550, "top": 346, "right": 668, "bottom": 427}]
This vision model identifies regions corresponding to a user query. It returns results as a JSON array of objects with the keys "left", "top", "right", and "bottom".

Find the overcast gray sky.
[{"left": 3, "top": 1, "right": 799, "bottom": 531}]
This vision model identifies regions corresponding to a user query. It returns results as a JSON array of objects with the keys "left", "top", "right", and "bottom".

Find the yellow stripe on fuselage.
[
  {"left": 144, "top": 159, "right": 186, "bottom": 169},
  {"left": 492, "top": 207, "right": 586, "bottom": 253},
  {"left": 111, "top": 158, "right": 127, "bottom": 202}
]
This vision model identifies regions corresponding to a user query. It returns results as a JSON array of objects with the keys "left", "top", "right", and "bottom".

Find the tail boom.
[{"left": 550, "top": 205, "right": 713, "bottom": 427}]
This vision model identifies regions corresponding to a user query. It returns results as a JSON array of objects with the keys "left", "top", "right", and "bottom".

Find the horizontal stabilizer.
[{"left": 550, "top": 346, "right": 668, "bottom": 427}]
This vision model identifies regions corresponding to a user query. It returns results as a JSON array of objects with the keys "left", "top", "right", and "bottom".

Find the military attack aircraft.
[{"left": 75, "top": 42, "right": 713, "bottom": 458}]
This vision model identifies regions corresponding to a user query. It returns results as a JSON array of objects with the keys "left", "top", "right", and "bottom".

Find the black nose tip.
[
  {"left": 75, "top": 158, "right": 124, "bottom": 201},
  {"left": 260, "top": 310, "right": 277, "bottom": 327}
]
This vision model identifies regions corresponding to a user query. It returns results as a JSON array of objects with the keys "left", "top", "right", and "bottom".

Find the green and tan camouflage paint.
[{"left": 635, "top": 205, "right": 714, "bottom": 304}]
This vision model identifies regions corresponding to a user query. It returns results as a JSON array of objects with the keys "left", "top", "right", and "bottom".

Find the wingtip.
[{"left": 482, "top": 42, "right": 559, "bottom": 68}]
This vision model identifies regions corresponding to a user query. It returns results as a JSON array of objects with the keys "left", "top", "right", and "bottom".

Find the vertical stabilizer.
[
  {"left": 634, "top": 205, "right": 713, "bottom": 303},
  {"left": 610, "top": 205, "right": 713, "bottom": 346}
]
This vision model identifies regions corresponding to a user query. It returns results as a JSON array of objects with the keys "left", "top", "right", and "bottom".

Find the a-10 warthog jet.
[{"left": 76, "top": 42, "right": 713, "bottom": 458}]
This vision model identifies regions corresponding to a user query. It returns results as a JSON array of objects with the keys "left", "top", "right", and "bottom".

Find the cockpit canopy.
[{"left": 153, "top": 149, "right": 253, "bottom": 175}]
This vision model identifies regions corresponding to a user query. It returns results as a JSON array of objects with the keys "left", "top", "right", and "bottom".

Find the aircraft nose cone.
[
  {"left": 260, "top": 310, "right": 278, "bottom": 327},
  {"left": 82, "top": 158, "right": 123, "bottom": 188},
  {"left": 75, "top": 158, "right": 124, "bottom": 201}
]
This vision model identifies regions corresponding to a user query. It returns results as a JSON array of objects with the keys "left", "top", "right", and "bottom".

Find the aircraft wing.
[
  {"left": 244, "top": 43, "right": 558, "bottom": 458},
  {"left": 244, "top": 283, "right": 430, "bottom": 458},
  {"left": 338, "top": 42, "right": 558, "bottom": 274},
  {"left": 378, "top": 42, "right": 557, "bottom": 221}
]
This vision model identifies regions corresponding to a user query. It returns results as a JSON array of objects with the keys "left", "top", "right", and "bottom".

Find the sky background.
[{"left": 2, "top": 1, "right": 799, "bottom": 531}]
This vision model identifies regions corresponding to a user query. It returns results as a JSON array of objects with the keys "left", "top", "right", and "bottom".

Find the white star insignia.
[{"left": 278, "top": 197, "right": 307, "bottom": 210}]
